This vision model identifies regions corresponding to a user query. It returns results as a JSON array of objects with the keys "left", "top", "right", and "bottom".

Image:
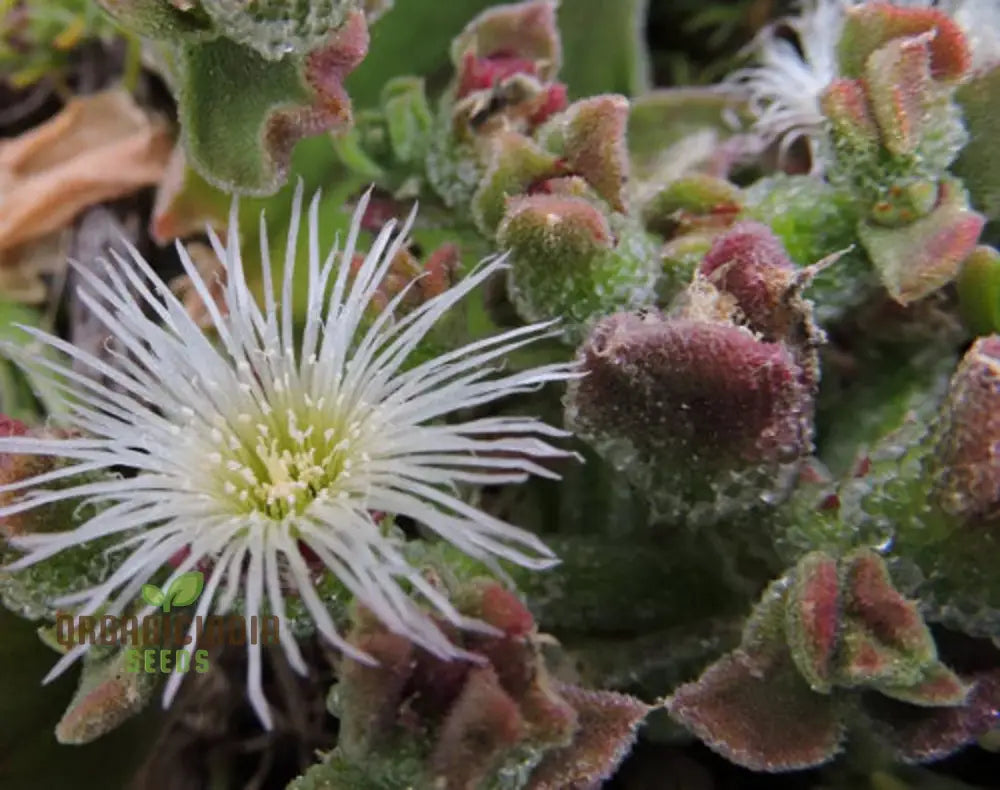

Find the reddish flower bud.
[
  {"left": 537, "top": 94, "right": 630, "bottom": 212},
  {"left": 573, "top": 312, "right": 812, "bottom": 465},
  {"left": 450, "top": 0, "right": 561, "bottom": 83},
  {"left": 822, "top": 78, "right": 881, "bottom": 152},
  {"left": 479, "top": 583, "right": 535, "bottom": 637},
  {"left": 836, "top": 550, "right": 938, "bottom": 688},
  {"left": 457, "top": 51, "right": 537, "bottom": 98},
  {"left": 864, "top": 33, "right": 937, "bottom": 159},
  {"left": 838, "top": 3, "right": 971, "bottom": 81},
  {"left": 472, "top": 131, "right": 561, "bottom": 233},
  {"left": 699, "top": 221, "right": 803, "bottom": 341}
]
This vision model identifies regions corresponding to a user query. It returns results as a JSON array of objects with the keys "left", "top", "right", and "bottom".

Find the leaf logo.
[{"left": 141, "top": 571, "right": 205, "bottom": 612}]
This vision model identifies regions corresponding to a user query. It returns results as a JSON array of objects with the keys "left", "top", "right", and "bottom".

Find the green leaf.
[
  {"left": 346, "top": 0, "right": 498, "bottom": 106},
  {"left": 627, "top": 88, "right": 746, "bottom": 183},
  {"left": 558, "top": 0, "right": 650, "bottom": 98},
  {"left": 140, "top": 584, "right": 165, "bottom": 609},
  {"left": 954, "top": 63, "right": 1000, "bottom": 221},
  {"left": 957, "top": 245, "right": 1000, "bottom": 335},
  {"left": 97, "top": 0, "right": 212, "bottom": 39},
  {"left": 175, "top": 36, "right": 314, "bottom": 195},
  {"left": 164, "top": 571, "right": 204, "bottom": 610},
  {"left": 0, "top": 301, "right": 50, "bottom": 422}
]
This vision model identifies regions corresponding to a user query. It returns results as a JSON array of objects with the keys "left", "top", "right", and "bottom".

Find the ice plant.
[
  {"left": 730, "top": 0, "right": 997, "bottom": 168},
  {"left": 0, "top": 186, "right": 578, "bottom": 728}
]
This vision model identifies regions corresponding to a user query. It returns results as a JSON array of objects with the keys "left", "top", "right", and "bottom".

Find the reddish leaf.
[
  {"left": 863, "top": 669, "right": 1000, "bottom": 762},
  {"left": 875, "top": 662, "right": 971, "bottom": 708},
  {"left": 668, "top": 647, "right": 844, "bottom": 772},
  {"left": 529, "top": 684, "right": 649, "bottom": 790},
  {"left": 430, "top": 667, "right": 524, "bottom": 788},
  {"left": 786, "top": 552, "right": 841, "bottom": 692},
  {"left": 337, "top": 630, "right": 415, "bottom": 760},
  {"left": 930, "top": 335, "right": 1000, "bottom": 523}
]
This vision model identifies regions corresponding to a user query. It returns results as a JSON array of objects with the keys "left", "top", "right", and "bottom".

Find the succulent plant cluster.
[
  {"left": 3, "top": 0, "right": 1000, "bottom": 787},
  {"left": 293, "top": 579, "right": 648, "bottom": 789}
]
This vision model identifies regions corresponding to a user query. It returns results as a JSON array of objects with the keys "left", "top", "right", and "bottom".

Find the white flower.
[
  {"left": 0, "top": 186, "right": 577, "bottom": 728},
  {"left": 948, "top": 0, "right": 1000, "bottom": 71},
  {"left": 729, "top": 0, "right": 1000, "bottom": 171},
  {"left": 727, "top": 0, "right": 847, "bottom": 170}
]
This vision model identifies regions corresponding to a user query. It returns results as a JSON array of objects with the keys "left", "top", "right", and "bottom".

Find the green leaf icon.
[
  {"left": 163, "top": 571, "right": 204, "bottom": 612},
  {"left": 141, "top": 584, "right": 165, "bottom": 608}
]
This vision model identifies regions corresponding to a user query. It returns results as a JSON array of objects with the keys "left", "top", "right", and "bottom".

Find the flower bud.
[
  {"left": 498, "top": 194, "right": 658, "bottom": 340},
  {"left": 864, "top": 33, "right": 943, "bottom": 159},
  {"left": 785, "top": 552, "right": 840, "bottom": 693},
  {"left": 836, "top": 550, "right": 940, "bottom": 689},
  {"left": 536, "top": 94, "right": 630, "bottom": 212},
  {"left": 699, "top": 221, "right": 800, "bottom": 340},
  {"left": 821, "top": 78, "right": 880, "bottom": 155},
  {"left": 449, "top": 0, "right": 561, "bottom": 83},
  {"left": 471, "top": 131, "right": 561, "bottom": 234}
]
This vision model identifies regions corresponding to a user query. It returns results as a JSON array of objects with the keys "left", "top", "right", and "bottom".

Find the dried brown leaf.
[{"left": 0, "top": 89, "right": 172, "bottom": 253}]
